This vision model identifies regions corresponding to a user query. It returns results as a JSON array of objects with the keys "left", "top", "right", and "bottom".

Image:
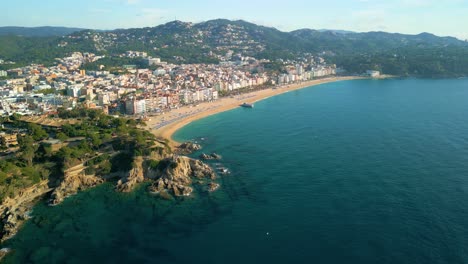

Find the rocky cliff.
[
  {"left": 0, "top": 180, "right": 53, "bottom": 243},
  {"left": 0, "top": 142, "right": 220, "bottom": 247},
  {"left": 148, "top": 155, "right": 217, "bottom": 197},
  {"left": 49, "top": 163, "right": 104, "bottom": 205},
  {"left": 116, "top": 156, "right": 145, "bottom": 192}
]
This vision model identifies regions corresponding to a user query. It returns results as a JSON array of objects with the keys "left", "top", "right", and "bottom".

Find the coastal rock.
[
  {"left": 0, "top": 181, "right": 52, "bottom": 243},
  {"left": 211, "top": 153, "right": 222, "bottom": 160},
  {"left": 50, "top": 164, "right": 104, "bottom": 205},
  {"left": 158, "top": 190, "right": 173, "bottom": 200},
  {"left": 177, "top": 142, "right": 202, "bottom": 154},
  {"left": 199, "top": 153, "right": 222, "bottom": 160},
  {"left": 148, "top": 155, "right": 216, "bottom": 196},
  {"left": 0, "top": 248, "right": 11, "bottom": 262},
  {"left": 208, "top": 182, "right": 220, "bottom": 192},
  {"left": 116, "top": 156, "right": 145, "bottom": 193}
]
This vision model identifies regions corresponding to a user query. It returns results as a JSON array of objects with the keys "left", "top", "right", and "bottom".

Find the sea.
[{"left": 3, "top": 78, "right": 468, "bottom": 263}]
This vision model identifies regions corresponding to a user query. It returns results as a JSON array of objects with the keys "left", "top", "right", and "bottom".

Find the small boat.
[{"left": 240, "top": 102, "right": 254, "bottom": 108}]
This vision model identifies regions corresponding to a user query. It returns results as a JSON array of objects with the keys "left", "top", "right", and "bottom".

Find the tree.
[
  {"left": 27, "top": 123, "right": 48, "bottom": 141},
  {"left": 0, "top": 136, "right": 6, "bottom": 150},
  {"left": 18, "top": 135, "right": 37, "bottom": 166},
  {"left": 56, "top": 132, "right": 69, "bottom": 141},
  {"left": 88, "top": 133, "right": 102, "bottom": 148}
]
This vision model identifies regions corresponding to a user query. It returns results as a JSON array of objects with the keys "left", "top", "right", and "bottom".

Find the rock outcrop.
[
  {"left": 199, "top": 153, "right": 222, "bottom": 160},
  {"left": 177, "top": 142, "right": 202, "bottom": 154},
  {"left": 148, "top": 155, "right": 216, "bottom": 197},
  {"left": 0, "top": 181, "right": 53, "bottom": 243},
  {"left": 208, "top": 182, "right": 220, "bottom": 192},
  {"left": 0, "top": 248, "right": 11, "bottom": 261},
  {"left": 116, "top": 156, "right": 145, "bottom": 192},
  {"left": 49, "top": 164, "right": 104, "bottom": 205}
]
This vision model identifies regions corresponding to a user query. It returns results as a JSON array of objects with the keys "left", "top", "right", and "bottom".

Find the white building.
[
  {"left": 366, "top": 70, "right": 381, "bottom": 78},
  {"left": 146, "top": 57, "right": 161, "bottom": 66},
  {"left": 126, "top": 98, "right": 146, "bottom": 115},
  {"left": 0, "top": 70, "right": 7, "bottom": 77},
  {"left": 153, "top": 69, "right": 166, "bottom": 76},
  {"left": 98, "top": 93, "right": 111, "bottom": 106},
  {"left": 33, "top": 84, "right": 52, "bottom": 91},
  {"left": 67, "top": 84, "right": 84, "bottom": 98}
]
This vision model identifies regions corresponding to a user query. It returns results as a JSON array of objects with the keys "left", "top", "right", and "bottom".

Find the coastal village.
[
  {"left": 0, "top": 50, "right": 341, "bottom": 150},
  {"left": 0, "top": 51, "right": 337, "bottom": 117}
]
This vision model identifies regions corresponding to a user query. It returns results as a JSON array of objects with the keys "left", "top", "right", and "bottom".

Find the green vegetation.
[
  {"left": 1, "top": 19, "right": 467, "bottom": 77},
  {"left": 327, "top": 46, "right": 468, "bottom": 77},
  {"left": 33, "top": 88, "right": 65, "bottom": 95},
  {"left": 81, "top": 57, "right": 147, "bottom": 71},
  {"left": 0, "top": 34, "right": 97, "bottom": 67},
  {"left": 0, "top": 108, "right": 170, "bottom": 201}
]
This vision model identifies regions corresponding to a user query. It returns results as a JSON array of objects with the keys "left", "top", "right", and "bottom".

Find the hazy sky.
[{"left": 2, "top": 0, "right": 468, "bottom": 39}]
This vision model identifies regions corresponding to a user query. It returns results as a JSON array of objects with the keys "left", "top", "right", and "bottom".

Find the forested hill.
[
  {"left": 1, "top": 19, "right": 468, "bottom": 77},
  {"left": 0, "top": 26, "right": 86, "bottom": 37}
]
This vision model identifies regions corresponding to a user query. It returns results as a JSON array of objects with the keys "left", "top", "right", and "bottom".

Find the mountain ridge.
[{"left": 1, "top": 19, "right": 468, "bottom": 77}]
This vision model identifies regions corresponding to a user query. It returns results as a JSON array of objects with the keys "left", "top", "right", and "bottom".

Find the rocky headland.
[
  {"left": 0, "top": 141, "right": 220, "bottom": 251},
  {"left": 148, "top": 155, "right": 217, "bottom": 197}
]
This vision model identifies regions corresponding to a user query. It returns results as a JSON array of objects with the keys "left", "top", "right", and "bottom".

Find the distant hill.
[
  {"left": 0, "top": 19, "right": 468, "bottom": 77},
  {"left": 0, "top": 26, "right": 86, "bottom": 37},
  {"left": 318, "top": 29, "right": 355, "bottom": 34}
]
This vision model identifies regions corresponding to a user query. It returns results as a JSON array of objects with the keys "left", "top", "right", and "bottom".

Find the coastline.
[{"left": 147, "top": 76, "right": 369, "bottom": 147}]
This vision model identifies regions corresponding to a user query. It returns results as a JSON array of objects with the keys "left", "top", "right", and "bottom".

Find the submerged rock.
[
  {"left": 158, "top": 190, "right": 173, "bottom": 200},
  {"left": 0, "top": 248, "right": 11, "bottom": 261},
  {"left": 208, "top": 182, "right": 220, "bottom": 192}
]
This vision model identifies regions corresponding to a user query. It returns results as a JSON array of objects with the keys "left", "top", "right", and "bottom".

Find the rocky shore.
[
  {"left": 148, "top": 155, "right": 217, "bottom": 197},
  {"left": 0, "top": 181, "right": 53, "bottom": 243},
  {"left": 199, "top": 153, "right": 222, "bottom": 160},
  {"left": 0, "top": 141, "right": 221, "bottom": 251}
]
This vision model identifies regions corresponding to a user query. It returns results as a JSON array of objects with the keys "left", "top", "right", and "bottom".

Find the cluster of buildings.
[
  {"left": 0, "top": 52, "right": 337, "bottom": 116},
  {"left": 276, "top": 64, "right": 337, "bottom": 85}
]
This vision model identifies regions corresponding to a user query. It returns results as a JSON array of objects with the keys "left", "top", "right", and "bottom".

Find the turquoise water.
[{"left": 4, "top": 79, "right": 468, "bottom": 263}]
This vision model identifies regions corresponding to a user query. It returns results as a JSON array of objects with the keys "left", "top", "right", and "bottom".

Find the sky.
[{"left": 2, "top": 0, "right": 468, "bottom": 40}]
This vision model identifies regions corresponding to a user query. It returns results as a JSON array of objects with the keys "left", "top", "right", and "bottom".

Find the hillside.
[
  {"left": 1, "top": 19, "right": 468, "bottom": 77},
  {"left": 0, "top": 26, "right": 86, "bottom": 37}
]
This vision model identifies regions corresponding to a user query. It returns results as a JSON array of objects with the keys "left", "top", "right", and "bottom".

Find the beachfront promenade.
[
  {"left": 153, "top": 105, "right": 222, "bottom": 130},
  {"left": 152, "top": 94, "right": 258, "bottom": 130}
]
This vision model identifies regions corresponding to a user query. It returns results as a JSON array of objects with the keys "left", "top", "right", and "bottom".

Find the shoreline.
[{"left": 147, "top": 76, "right": 374, "bottom": 147}]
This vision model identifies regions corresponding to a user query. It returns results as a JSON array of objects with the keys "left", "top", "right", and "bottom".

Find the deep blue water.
[{"left": 4, "top": 78, "right": 468, "bottom": 263}]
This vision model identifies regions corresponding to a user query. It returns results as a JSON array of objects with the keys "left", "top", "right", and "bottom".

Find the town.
[{"left": 0, "top": 51, "right": 337, "bottom": 117}]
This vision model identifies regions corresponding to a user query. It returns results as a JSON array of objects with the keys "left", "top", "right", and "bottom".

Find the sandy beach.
[{"left": 147, "top": 76, "right": 364, "bottom": 147}]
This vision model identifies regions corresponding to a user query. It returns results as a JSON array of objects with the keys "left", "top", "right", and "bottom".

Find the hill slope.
[
  {"left": 1, "top": 20, "right": 468, "bottom": 77},
  {"left": 0, "top": 26, "right": 86, "bottom": 37}
]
